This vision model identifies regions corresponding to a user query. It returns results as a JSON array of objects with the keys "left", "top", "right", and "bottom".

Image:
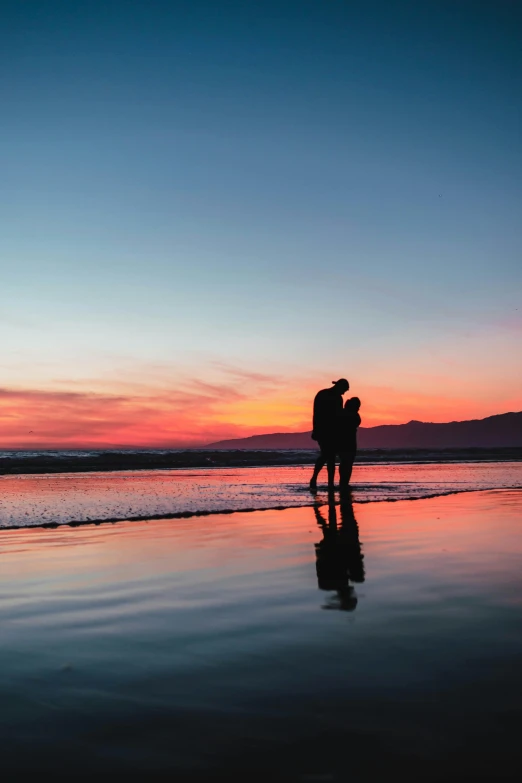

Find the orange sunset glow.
[{"left": 2, "top": 375, "right": 520, "bottom": 449}]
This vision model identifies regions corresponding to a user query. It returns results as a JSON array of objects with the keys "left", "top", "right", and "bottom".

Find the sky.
[{"left": 1, "top": 0, "right": 521, "bottom": 448}]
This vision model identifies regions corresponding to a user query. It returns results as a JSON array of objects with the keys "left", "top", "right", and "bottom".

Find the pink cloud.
[{"left": 0, "top": 380, "right": 298, "bottom": 448}]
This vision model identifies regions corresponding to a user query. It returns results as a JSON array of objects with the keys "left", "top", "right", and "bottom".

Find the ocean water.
[
  {"left": 2, "top": 447, "right": 521, "bottom": 474},
  {"left": 1, "top": 461, "right": 521, "bottom": 528},
  {"left": 2, "top": 489, "right": 522, "bottom": 778}
]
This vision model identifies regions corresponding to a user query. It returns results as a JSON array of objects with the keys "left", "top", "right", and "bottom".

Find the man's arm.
[
  {"left": 312, "top": 392, "right": 322, "bottom": 440},
  {"left": 311, "top": 392, "right": 319, "bottom": 438}
]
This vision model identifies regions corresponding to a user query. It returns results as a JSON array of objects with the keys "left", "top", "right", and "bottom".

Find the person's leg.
[
  {"left": 339, "top": 452, "right": 355, "bottom": 487},
  {"left": 344, "top": 453, "right": 355, "bottom": 485},
  {"left": 326, "top": 451, "right": 336, "bottom": 488},
  {"left": 310, "top": 455, "right": 325, "bottom": 489},
  {"left": 310, "top": 440, "right": 330, "bottom": 488},
  {"left": 339, "top": 453, "right": 347, "bottom": 486}
]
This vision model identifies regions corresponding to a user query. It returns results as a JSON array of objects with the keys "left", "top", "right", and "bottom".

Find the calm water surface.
[{"left": 1, "top": 489, "right": 522, "bottom": 778}]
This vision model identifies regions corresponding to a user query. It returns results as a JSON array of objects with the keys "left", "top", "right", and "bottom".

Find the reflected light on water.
[{"left": 2, "top": 490, "right": 522, "bottom": 776}]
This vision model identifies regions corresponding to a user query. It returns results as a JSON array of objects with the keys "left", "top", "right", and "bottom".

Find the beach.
[
  {"left": 3, "top": 0, "right": 520, "bottom": 776},
  {"left": 1, "top": 460, "right": 521, "bottom": 528},
  {"left": 2, "top": 473, "right": 522, "bottom": 779}
]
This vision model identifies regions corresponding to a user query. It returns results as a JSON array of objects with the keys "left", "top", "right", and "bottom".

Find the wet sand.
[
  {"left": 2, "top": 489, "right": 522, "bottom": 779},
  {"left": 1, "top": 460, "right": 521, "bottom": 528}
]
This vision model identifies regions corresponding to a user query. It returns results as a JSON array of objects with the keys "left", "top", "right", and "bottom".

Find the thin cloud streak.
[{"left": 0, "top": 376, "right": 300, "bottom": 448}]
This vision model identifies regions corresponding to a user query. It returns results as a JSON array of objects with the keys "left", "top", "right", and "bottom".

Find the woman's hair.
[{"left": 344, "top": 396, "right": 361, "bottom": 410}]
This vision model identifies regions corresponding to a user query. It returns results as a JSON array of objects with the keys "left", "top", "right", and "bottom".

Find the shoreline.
[
  {"left": 1, "top": 447, "right": 522, "bottom": 475},
  {"left": 1, "top": 485, "right": 519, "bottom": 535}
]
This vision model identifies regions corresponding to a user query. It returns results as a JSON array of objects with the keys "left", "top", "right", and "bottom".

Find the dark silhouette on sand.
[
  {"left": 338, "top": 396, "right": 361, "bottom": 487},
  {"left": 309, "top": 379, "right": 362, "bottom": 490},
  {"left": 309, "top": 378, "right": 349, "bottom": 489},
  {"left": 314, "top": 492, "right": 365, "bottom": 611}
]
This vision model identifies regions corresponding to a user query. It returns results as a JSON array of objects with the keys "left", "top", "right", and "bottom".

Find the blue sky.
[{"left": 1, "top": 0, "right": 521, "bottom": 444}]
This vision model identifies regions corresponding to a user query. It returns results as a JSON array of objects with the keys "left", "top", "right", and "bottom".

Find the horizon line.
[{"left": 1, "top": 410, "right": 520, "bottom": 451}]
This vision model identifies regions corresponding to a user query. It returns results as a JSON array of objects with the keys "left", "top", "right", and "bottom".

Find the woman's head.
[{"left": 344, "top": 396, "right": 361, "bottom": 411}]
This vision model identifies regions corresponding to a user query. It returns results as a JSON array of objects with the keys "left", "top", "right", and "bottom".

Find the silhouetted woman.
[{"left": 338, "top": 397, "right": 361, "bottom": 489}]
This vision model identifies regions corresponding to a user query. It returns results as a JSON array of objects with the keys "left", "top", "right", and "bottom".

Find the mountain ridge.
[{"left": 205, "top": 411, "right": 522, "bottom": 449}]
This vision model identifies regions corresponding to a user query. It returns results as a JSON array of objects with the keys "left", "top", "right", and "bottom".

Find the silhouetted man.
[{"left": 309, "top": 378, "right": 349, "bottom": 490}]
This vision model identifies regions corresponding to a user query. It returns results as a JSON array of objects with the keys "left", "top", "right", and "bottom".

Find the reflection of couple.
[
  {"left": 310, "top": 378, "right": 361, "bottom": 491},
  {"left": 314, "top": 492, "right": 365, "bottom": 611}
]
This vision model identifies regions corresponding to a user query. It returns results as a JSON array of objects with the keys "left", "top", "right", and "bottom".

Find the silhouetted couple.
[{"left": 309, "top": 378, "right": 361, "bottom": 491}]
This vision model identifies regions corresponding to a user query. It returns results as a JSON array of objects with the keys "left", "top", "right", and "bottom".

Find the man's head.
[{"left": 332, "top": 378, "right": 349, "bottom": 394}]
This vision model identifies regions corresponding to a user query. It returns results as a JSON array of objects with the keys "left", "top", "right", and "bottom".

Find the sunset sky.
[{"left": 2, "top": 0, "right": 521, "bottom": 448}]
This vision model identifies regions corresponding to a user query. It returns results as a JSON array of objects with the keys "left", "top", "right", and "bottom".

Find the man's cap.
[{"left": 332, "top": 378, "right": 349, "bottom": 387}]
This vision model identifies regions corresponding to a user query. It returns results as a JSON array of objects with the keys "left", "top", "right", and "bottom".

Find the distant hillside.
[{"left": 206, "top": 412, "right": 522, "bottom": 449}]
